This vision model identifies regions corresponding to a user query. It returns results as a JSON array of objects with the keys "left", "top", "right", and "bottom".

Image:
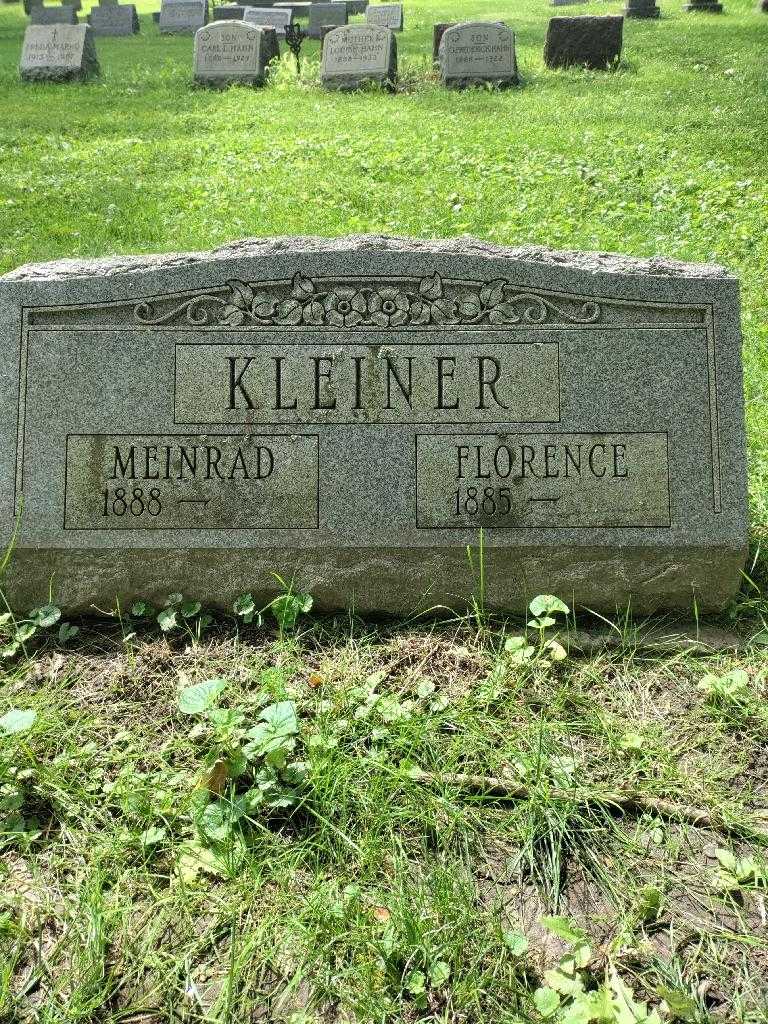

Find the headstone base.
[
  {"left": 624, "top": 0, "right": 660, "bottom": 16},
  {"left": 683, "top": 1, "right": 723, "bottom": 8}
]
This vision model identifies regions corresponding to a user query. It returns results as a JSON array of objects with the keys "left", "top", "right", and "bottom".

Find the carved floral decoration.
[{"left": 134, "top": 273, "right": 602, "bottom": 328}]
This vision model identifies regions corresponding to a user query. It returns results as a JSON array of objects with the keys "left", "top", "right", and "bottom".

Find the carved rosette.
[{"left": 133, "top": 273, "right": 603, "bottom": 328}]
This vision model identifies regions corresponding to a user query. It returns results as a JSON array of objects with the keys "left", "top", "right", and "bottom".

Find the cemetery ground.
[{"left": 1, "top": 0, "right": 768, "bottom": 1020}]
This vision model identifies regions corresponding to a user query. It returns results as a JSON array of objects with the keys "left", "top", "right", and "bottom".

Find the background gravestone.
[
  {"left": 625, "top": 0, "right": 660, "bottom": 17},
  {"left": 194, "top": 20, "right": 272, "bottom": 85},
  {"left": 0, "top": 237, "right": 748, "bottom": 616},
  {"left": 212, "top": 4, "right": 246, "bottom": 18},
  {"left": 336, "top": 0, "right": 368, "bottom": 13},
  {"left": 242, "top": 6, "right": 292, "bottom": 36},
  {"left": 439, "top": 22, "right": 519, "bottom": 89},
  {"left": 321, "top": 23, "right": 395, "bottom": 89},
  {"left": 684, "top": 0, "right": 723, "bottom": 11},
  {"left": 88, "top": 3, "right": 139, "bottom": 35},
  {"left": 308, "top": 2, "right": 346, "bottom": 39},
  {"left": 365, "top": 2, "right": 401, "bottom": 29},
  {"left": 544, "top": 15, "right": 623, "bottom": 70},
  {"left": 432, "top": 21, "right": 455, "bottom": 62},
  {"left": 160, "top": 0, "right": 207, "bottom": 33},
  {"left": 20, "top": 22, "right": 98, "bottom": 80},
  {"left": 30, "top": 5, "right": 78, "bottom": 24}
]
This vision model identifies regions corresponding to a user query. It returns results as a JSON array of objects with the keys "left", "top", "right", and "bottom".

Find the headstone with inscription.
[
  {"left": 212, "top": 4, "right": 245, "bottom": 18},
  {"left": 365, "top": 2, "right": 400, "bottom": 29},
  {"left": 0, "top": 238, "right": 748, "bottom": 617},
  {"left": 308, "top": 1, "right": 346, "bottom": 38},
  {"left": 160, "top": 0, "right": 207, "bottom": 33},
  {"left": 88, "top": 3, "right": 139, "bottom": 35},
  {"left": 30, "top": 5, "right": 78, "bottom": 24},
  {"left": 242, "top": 6, "right": 291, "bottom": 36},
  {"left": 20, "top": 22, "right": 98, "bottom": 80},
  {"left": 321, "top": 23, "right": 395, "bottom": 89},
  {"left": 544, "top": 15, "right": 623, "bottom": 69},
  {"left": 439, "top": 22, "right": 519, "bottom": 89},
  {"left": 193, "top": 20, "right": 271, "bottom": 85}
]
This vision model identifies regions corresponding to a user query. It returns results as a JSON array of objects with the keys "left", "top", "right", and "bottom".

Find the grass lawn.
[{"left": 1, "top": 0, "right": 768, "bottom": 1020}]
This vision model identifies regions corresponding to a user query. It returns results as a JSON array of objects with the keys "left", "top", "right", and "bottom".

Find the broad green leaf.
[
  {"left": 139, "top": 825, "right": 166, "bottom": 847},
  {"left": 15, "top": 623, "right": 37, "bottom": 643},
  {"left": 544, "top": 956, "right": 585, "bottom": 996},
  {"left": 0, "top": 708, "right": 37, "bottom": 735},
  {"left": 502, "top": 930, "right": 529, "bottom": 957},
  {"left": 180, "top": 600, "right": 202, "bottom": 619},
  {"left": 261, "top": 700, "right": 299, "bottom": 734},
  {"left": 58, "top": 622, "right": 79, "bottom": 644},
  {"left": 429, "top": 961, "right": 450, "bottom": 987},
  {"left": 29, "top": 604, "right": 61, "bottom": 628},
  {"left": 528, "top": 594, "right": 570, "bottom": 618},
  {"left": 157, "top": 608, "right": 178, "bottom": 632},
  {"left": 533, "top": 987, "right": 560, "bottom": 1018},
  {"left": 177, "top": 677, "right": 227, "bottom": 714},
  {"left": 541, "top": 915, "right": 587, "bottom": 944}
]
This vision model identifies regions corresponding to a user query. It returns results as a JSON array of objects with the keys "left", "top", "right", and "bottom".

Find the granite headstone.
[
  {"left": 20, "top": 22, "right": 98, "bottom": 79},
  {"left": 242, "top": 5, "right": 291, "bottom": 36},
  {"left": 160, "top": 0, "right": 207, "bottom": 33},
  {"left": 0, "top": 237, "right": 748, "bottom": 616},
  {"left": 321, "top": 23, "right": 395, "bottom": 89},
  {"left": 439, "top": 22, "right": 519, "bottom": 89},
  {"left": 624, "top": 0, "right": 660, "bottom": 17},
  {"left": 30, "top": 5, "right": 78, "bottom": 24},
  {"left": 365, "top": 2, "right": 401, "bottom": 29},
  {"left": 432, "top": 21, "right": 455, "bottom": 62},
  {"left": 212, "top": 3, "right": 246, "bottom": 18},
  {"left": 88, "top": 3, "right": 139, "bottom": 35},
  {"left": 544, "top": 15, "right": 623, "bottom": 70},
  {"left": 308, "top": 1, "right": 346, "bottom": 38},
  {"left": 193, "top": 20, "right": 271, "bottom": 85},
  {"left": 683, "top": 0, "right": 723, "bottom": 11}
]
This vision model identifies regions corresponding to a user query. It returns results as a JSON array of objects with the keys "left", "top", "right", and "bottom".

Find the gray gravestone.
[
  {"left": 551, "top": 0, "right": 587, "bottom": 5},
  {"left": 212, "top": 4, "right": 246, "bottom": 17},
  {"left": 20, "top": 22, "right": 98, "bottom": 79},
  {"left": 684, "top": 0, "right": 723, "bottom": 10},
  {"left": 274, "top": 1, "right": 311, "bottom": 17},
  {"left": 242, "top": 5, "right": 291, "bottom": 36},
  {"left": 88, "top": 3, "right": 139, "bottom": 35},
  {"left": 365, "top": 2, "right": 401, "bottom": 29},
  {"left": 321, "top": 23, "right": 395, "bottom": 89},
  {"left": 194, "top": 20, "right": 272, "bottom": 84},
  {"left": 30, "top": 5, "right": 77, "bottom": 23},
  {"left": 625, "top": 0, "right": 660, "bottom": 16},
  {"left": 0, "top": 237, "right": 748, "bottom": 617},
  {"left": 308, "top": 1, "right": 346, "bottom": 38},
  {"left": 544, "top": 15, "right": 623, "bottom": 70},
  {"left": 336, "top": 0, "right": 367, "bottom": 13},
  {"left": 160, "top": 0, "right": 207, "bottom": 33},
  {"left": 439, "top": 22, "right": 519, "bottom": 89}
]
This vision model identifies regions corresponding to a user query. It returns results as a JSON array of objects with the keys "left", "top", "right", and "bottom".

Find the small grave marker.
[
  {"left": 438, "top": 22, "right": 519, "bottom": 88},
  {"left": 88, "top": 3, "right": 139, "bottom": 35},
  {"left": 321, "top": 22, "right": 395, "bottom": 89},
  {"left": 242, "top": 6, "right": 292, "bottom": 36},
  {"left": 544, "top": 15, "right": 623, "bottom": 70},
  {"left": 160, "top": 0, "right": 207, "bottom": 34},
  {"left": 365, "top": 2, "right": 401, "bottom": 30},
  {"left": 308, "top": 1, "right": 346, "bottom": 38},
  {"left": 193, "top": 20, "right": 272, "bottom": 85},
  {"left": 20, "top": 22, "right": 99, "bottom": 80}
]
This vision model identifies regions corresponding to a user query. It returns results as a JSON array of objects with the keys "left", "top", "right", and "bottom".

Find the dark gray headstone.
[
  {"left": 308, "top": 1, "right": 346, "bottom": 38},
  {"left": 439, "top": 22, "right": 519, "bottom": 89},
  {"left": 274, "top": 0, "right": 311, "bottom": 17},
  {"left": 0, "top": 237, "right": 748, "bottom": 617},
  {"left": 321, "top": 23, "right": 395, "bottom": 89},
  {"left": 212, "top": 3, "right": 245, "bottom": 18},
  {"left": 152, "top": 9, "right": 160, "bottom": 20},
  {"left": 683, "top": 0, "right": 723, "bottom": 10},
  {"left": 88, "top": 3, "right": 139, "bottom": 35},
  {"left": 193, "top": 20, "right": 272, "bottom": 84},
  {"left": 364, "top": 2, "right": 400, "bottom": 29},
  {"left": 544, "top": 15, "right": 623, "bottom": 70},
  {"left": 432, "top": 22, "right": 455, "bottom": 63},
  {"left": 30, "top": 4, "right": 78, "bottom": 23},
  {"left": 160, "top": 0, "right": 207, "bottom": 33},
  {"left": 20, "top": 22, "right": 99, "bottom": 80},
  {"left": 625, "top": 0, "right": 660, "bottom": 16}
]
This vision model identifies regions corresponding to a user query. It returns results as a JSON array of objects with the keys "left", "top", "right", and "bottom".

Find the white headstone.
[
  {"left": 321, "top": 23, "right": 395, "bottom": 90},
  {"left": 193, "top": 20, "right": 271, "bottom": 85},
  {"left": 438, "top": 21, "right": 519, "bottom": 88},
  {"left": 20, "top": 22, "right": 99, "bottom": 80}
]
